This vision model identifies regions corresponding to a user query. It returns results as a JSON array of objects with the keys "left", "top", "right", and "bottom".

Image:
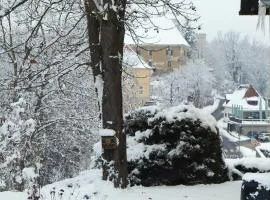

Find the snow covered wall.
[{"left": 124, "top": 105, "right": 229, "bottom": 186}]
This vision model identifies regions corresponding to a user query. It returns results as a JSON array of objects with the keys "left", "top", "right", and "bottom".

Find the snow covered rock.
[{"left": 125, "top": 105, "right": 229, "bottom": 186}]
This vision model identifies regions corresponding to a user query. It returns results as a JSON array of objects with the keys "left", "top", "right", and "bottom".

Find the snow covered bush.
[
  {"left": 23, "top": 167, "right": 41, "bottom": 200},
  {"left": 125, "top": 105, "right": 229, "bottom": 186},
  {"left": 226, "top": 158, "right": 270, "bottom": 180},
  {"left": 0, "top": 98, "right": 36, "bottom": 191}
]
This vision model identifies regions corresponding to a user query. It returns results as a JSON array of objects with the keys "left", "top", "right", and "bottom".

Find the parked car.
[
  {"left": 258, "top": 133, "right": 270, "bottom": 142},
  {"left": 143, "top": 101, "right": 158, "bottom": 107},
  {"left": 143, "top": 100, "right": 163, "bottom": 107},
  {"left": 241, "top": 173, "right": 270, "bottom": 200}
]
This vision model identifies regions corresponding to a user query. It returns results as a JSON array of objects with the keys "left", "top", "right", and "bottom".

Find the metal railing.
[{"left": 229, "top": 116, "right": 270, "bottom": 124}]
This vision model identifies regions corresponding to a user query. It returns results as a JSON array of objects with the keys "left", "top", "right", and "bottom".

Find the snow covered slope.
[{"left": 0, "top": 169, "right": 241, "bottom": 200}]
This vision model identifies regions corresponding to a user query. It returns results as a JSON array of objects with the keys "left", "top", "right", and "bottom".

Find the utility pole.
[
  {"left": 170, "top": 82, "right": 173, "bottom": 105},
  {"left": 238, "top": 125, "right": 241, "bottom": 158}
]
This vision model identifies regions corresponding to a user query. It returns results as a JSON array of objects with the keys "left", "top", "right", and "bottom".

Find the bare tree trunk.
[{"left": 85, "top": 0, "right": 128, "bottom": 188}]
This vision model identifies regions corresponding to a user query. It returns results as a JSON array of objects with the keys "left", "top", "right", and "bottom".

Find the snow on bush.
[
  {"left": 243, "top": 173, "right": 270, "bottom": 190},
  {"left": 0, "top": 98, "right": 36, "bottom": 191},
  {"left": 124, "top": 105, "right": 229, "bottom": 186},
  {"left": 22, "top": 167, "right": 38, "bottom": 181},
  {"left": 226, "top": 158, "right": 270, "bottom": 180}
]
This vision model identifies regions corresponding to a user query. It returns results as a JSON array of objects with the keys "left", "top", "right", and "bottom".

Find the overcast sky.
[{"left": 193, "top": 0, "right": 269, "bottom": 44}]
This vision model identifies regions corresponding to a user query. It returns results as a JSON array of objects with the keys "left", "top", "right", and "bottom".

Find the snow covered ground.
[
  {"left": 0, "top": 169, "right": 242, "bottom": 200},
  {"left": 202, "top": 98, "right": 220, "bottom": 114},
  {"left": 0, "top": 191, "right": 27, "bottom": 200},
  {"left": 240, "top": 146, "right": 256, "bottom": 157},
  {"left": 5, "top": 157, "right": 270, "bottom": 200}
]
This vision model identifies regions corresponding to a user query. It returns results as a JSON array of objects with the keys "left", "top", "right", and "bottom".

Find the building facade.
[
  {"left": 134, "top": 44, "right": 188, "bottom": 73},
  {"left": 122, "top": 46, "right": 153, "bottom": 112},
  {"left": 224, "top": 84, "right": 270, "bottom": 135},
  {"left": 125, "top": 17, "right": 189, "bottom": 74}
]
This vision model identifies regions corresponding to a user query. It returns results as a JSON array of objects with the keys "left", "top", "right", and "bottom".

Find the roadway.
[{"left": 211, "top": 99, "right": 242, "bottom": 158}]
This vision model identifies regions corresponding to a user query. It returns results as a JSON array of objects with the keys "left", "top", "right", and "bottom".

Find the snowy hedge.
[
  {"left": 226, "top": 158, "right": 270, "bottom": 180},
  {"left": 125, "top": 105, "right": 229, "bottom": 186}
]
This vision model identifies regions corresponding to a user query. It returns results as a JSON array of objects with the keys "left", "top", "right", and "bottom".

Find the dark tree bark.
[{"left": 84, "top": 0, "right": 128, "bottom": 188}]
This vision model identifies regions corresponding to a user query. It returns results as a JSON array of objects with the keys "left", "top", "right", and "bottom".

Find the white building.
[{"left": 223, "top": 84, "right": 270, "bottom": 135}]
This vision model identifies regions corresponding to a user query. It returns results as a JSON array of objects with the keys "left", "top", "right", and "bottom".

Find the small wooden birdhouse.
[
  {"left": 100, "top": 129, "right": 117, "bottom": 150},
  {"left": 101, "top": 136, "right": 117, "bottom": 150},
  {"left": 239, "top": 0, "right": 270, "bottom": 15}
]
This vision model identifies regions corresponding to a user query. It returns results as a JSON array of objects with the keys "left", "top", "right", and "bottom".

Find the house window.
[
  {"left": 180, "top": 48, "right": 184, "bottom": 56},
  {"left": 148, "top": 50, "right": 153, "bottom": 56},
  {"left": 247, "top": 100, "right": 258, "bottom": 106},
  {"left": 139, "top": 86, "right": 143, "bottom": 94},
  {"left": 166, "top": 48, "right": 173, "bottom": 56}
]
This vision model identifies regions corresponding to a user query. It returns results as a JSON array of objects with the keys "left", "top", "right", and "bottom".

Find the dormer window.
[{"left": 247, "top": 100, "right": 258, "bottom": 106}]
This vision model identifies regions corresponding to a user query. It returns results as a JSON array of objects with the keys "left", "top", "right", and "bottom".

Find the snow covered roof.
[
  {"left": 224, "top": 85, "right": 267, "bottom": 111},
  {"left": 125, "top": 17, "right": 189, "bottom": 46},
  {"left": 123, "top": 45, "right": 152, "bottom": 69},
  {"left": 225, "top": 85, "right": 250, "bottom": 101},
  {"left": 225, "top": 88, "right": 246, "bottom": 103}
]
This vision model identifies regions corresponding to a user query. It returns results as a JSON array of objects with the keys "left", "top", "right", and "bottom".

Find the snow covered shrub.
[
  {"left": 23, "top": 167, "right": 41, "bottom": 200},
  {"left": 124, "top": 106, "right": 160, "bottom": 136},
  {"left": 0, "top": 98, "right": 37, "bottom": 191},
  {"left": 125, "top": 105, "right": 229, "bottom": 186},
  {"left": 226, "top": 158, "right": 270, "bottom": 180}
]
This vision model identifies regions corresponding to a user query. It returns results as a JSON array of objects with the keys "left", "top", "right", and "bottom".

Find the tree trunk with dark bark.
[{"left": 84, "top": 0, "right": 128, "bottom": 188}]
